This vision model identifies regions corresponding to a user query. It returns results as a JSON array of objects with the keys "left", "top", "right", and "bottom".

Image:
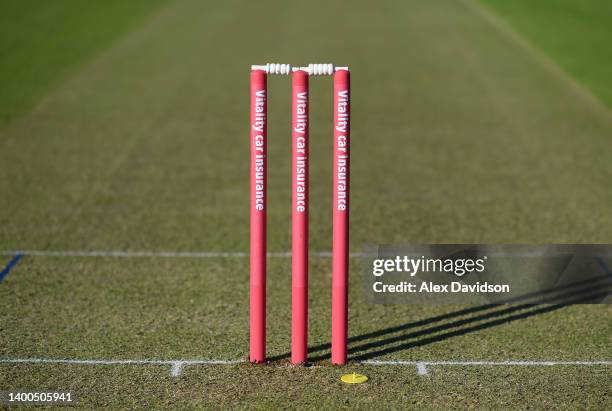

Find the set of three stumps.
[{"left": 250, "top": 63, "right": 351, "bottom": 365}]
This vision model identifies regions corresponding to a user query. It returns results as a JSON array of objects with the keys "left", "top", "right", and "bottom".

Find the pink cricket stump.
[
  {"left": 291, "top": 69, "right": 309, "bottom": 364},
  {"left": 250, "top": 69, "right": 267, "bottom": 363},
  {"left": 331, "top": 69, "right": 350, "bottom": 365}
]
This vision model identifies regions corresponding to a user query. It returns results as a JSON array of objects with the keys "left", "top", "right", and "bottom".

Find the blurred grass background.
[
  {"left": 0, "top": 0, "right": 165, "bottom": 126},
  {"left": 483, "top": 0, "right": 612, "bottom": 108}
]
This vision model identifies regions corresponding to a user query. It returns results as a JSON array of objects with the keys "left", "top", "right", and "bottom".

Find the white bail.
[
  {"left": 251, "top": 63, "right": 292, "bottom": 75},
  {"left": 252, "top": 63, "right": 350, "bottom": 75},
  {"left": 292, "top": 64, "right": 350, "bottom": 75}
]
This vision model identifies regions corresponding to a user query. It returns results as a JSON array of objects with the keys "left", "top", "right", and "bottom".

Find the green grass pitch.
[
  {"left": 482, "top": 0, "right": 612, "bottom": 109},
  {"left": 0, "top": 0, "right": 611, "bottom": 408}
]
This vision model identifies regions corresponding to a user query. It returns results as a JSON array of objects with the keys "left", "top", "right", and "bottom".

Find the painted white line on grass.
[
  {"left": 0, "top": 358, "right": 242, "bottom": 377},
  {"left": 362, "top": 360, "right": 612, "bottom": 366},
  {"left": 0, "top": 250, "right": 366, "bottom": 258},
  {"left": 7, "top": 250, "right": 610, "bottom": 259},
  {"left": 416, "top": 362, "right": 428, "bottom": 376},
  {"left": 0, "top": 358, "right": 243, "bottom": 365},
  {"left": 170, "top": 361, "right": 183, "bottom": 377},
  {"left": 2, "top": 358, "right": 610, "bottom": 378},
  {"left": 363, "top": 360, "right": 612, "bottom": 375}
]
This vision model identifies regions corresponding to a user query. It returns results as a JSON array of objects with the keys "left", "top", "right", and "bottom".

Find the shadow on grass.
[{"left": 269, "top": 265, "right": 611, "bottom": 363}]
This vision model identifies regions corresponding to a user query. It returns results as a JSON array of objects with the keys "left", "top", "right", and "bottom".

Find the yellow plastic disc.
[{"left": 340, "top": 372, "right": 368, "bottom": 384}]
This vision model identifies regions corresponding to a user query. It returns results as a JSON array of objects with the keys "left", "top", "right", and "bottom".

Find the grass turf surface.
[
  {"left": 481, "top": 0, "right": 612, "bottom": 109},
  {"left": 0, "top": 0, "right": 165, "bottom": 126},
  {"left": 1, "top": 0, "right": 611, "bottom": 408}
]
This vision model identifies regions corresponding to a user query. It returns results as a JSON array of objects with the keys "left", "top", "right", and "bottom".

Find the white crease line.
[
  {"left": 416, "top": 362, "right": 428, "bottom": 376},
  {"left": 365, "top": 360, "right": 612, "bottom": 376},
  {"left": 2, "top": 358, "right": 610, "bottom": 379},
  {"left": 170, "top": 361, "right": 184, "bottom": 377},
  {"left": 7, "top": 250, "right": 610, "bottom": 259},
  {"left": 0, "top": 358, "right": 242, "bottom": 365},
  {"left": 0, "top": 358, "right": 242, "bottom": 377},
  {"left": 363, "top": 360, "right": 612, "bottom": 366},
  {"left": 0, "top": 250, "right": 366, "bottom": 258}
]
